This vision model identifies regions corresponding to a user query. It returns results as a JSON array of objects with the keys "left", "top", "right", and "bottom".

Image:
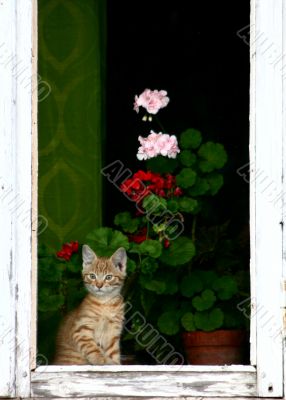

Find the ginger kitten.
[{"left": 53, "top": 245, "right": 127, "bottom": 365}]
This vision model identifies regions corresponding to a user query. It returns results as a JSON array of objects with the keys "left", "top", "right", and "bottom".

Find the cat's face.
[{"left": 82, "top": 245, "right": 127, "bottom": 298}]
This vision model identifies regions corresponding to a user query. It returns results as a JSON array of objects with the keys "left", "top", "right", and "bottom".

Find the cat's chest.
[{"left": 92, "top": 307, "right": 123, "bottom": 346}]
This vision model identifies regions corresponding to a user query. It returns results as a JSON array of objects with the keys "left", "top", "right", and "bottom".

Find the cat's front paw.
[{"left": 104, "top": 356, "right": 120, "bottom": 365}]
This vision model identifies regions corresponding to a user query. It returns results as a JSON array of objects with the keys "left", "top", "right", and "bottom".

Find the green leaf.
[
  {"left": 114, "top": 212, "right": 140, "bottom": 233},
  {"left": 192, "top": 289, "right": 216, "bottom": 311},
  {"left": 139, "top": 240, "right": 162, "bottom": 258},
  {"left": 212, "top": 276, "right": 238, "bottom": 300},
  {"left": 164, "top": 274, "right": 178, "bottom": 294},
  {"left": 206, "top": 173, "right": 224, "bottom": 195},
  {"left": 179, "top": 150, "right": 197, "bottom": 167},
  {"left": 160, "top": 236, "right": 196, "bottom": 266},
  {"left": 180, "top": 128, "right": 202, "bottom": 149},
  {"left": 180, "top": 274, "right": 203, "bottom": 297},
  {"left": 143, "top": 194, "right": 167, "bottom": 216},
  {"left": 176, "top": 168, "right": 197, "bottom": 188},
  {"left": 38, "top": 290, "right": 65, "bottom": 312},
  {"left": 146, "top": 156, "right": 178, "bottom": 173},
  {"left": 38, "top": 257, "right": 63, "bottom": 282},
  {"left": 188, "top": 177, "right": 210, "bottom": 196},
  {"left": 167, "top": 199, "right": 179, "bottom": 213},
  {"left": 198, "top": 142, "right": 227, "bottom": 172},
  {"left": 86, "top": 227, "right": 129, "bottom": 256},
  {"left": 194, "top": 308, "right": 224, "bottom": 331},
  {"left": 127, "top": 258, "right": 137, "bottom": 273},
  {"left": 178, "top": 197, "right": 198, "bottom": 213},
  {"left": 181, "top": 312, "right": 196, "bottom": 331},
  {"left": 141, "top": 257, "right": 159, "bottom": 274},
  {"left": 158, "top": 311, "right": 180, "bottom": 335},
  {"left": 140, "top": 275, "right": 166, "bottom": 294}
]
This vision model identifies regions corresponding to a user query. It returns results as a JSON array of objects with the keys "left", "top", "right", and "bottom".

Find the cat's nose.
[{"left": 96, "top": 282, "right": 103, "bottom": 289}]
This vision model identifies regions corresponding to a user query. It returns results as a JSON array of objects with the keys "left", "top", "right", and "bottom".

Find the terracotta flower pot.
[{"left": 182, "top": 330, "right": 248, "bottom": 365}]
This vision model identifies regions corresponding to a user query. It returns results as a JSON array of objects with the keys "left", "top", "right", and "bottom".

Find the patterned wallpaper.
[{"left": 38, "top": 0, "right": 106, "bottom": 249}]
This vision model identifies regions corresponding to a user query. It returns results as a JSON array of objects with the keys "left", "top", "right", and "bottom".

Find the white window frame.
[{"left": 0, "top": 0, "right": 285, "bottom": 397}]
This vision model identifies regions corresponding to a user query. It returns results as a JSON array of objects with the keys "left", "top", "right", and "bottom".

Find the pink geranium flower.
[
  {"left": 134, "top": 89, "right": 170, "bottom": 115},
  {"left": 137, "top": 131, "right": 180, "bottom": 160}
]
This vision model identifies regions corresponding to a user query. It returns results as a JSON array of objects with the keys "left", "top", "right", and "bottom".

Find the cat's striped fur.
[{"left": 53, "top": 245, "right": 127, "bottom": 365}]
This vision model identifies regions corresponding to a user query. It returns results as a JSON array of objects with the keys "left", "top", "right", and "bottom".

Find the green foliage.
[
  {"left": 194, "top": 308, "right": 224, "bottom": 331},
  {"left": 160, "top": 236, "right": 196, "bottom": 266},
  {"left": 192, "top": 289, "right": 216, "bottom": 311},
  {"left": 86, "top": 227, "right": 129, "bottom": 256},
  {"left": 198, "top": 142, "right": 227, "bottom": 173},
  {"left": 179, "top": 150, "right": 197, "bottom": 167},
  {"left": 180, "top": 274, "right": 203, "bottom": 297},
  {"left": 143, "top": 194, "right": 167, "bottom": 216},
  {"left": 146, "top": 156, "right": 178, "bottom": 173},
  {"left": 114, "top": 212, "right": 140, "bottom": 233},
  {"left": 158, "top": 311, "right": 180, "bottom": 335},
  {"left": 176, "top": 168, "right": 197, "bottom": 188},
  {"left": 178, "top": 197, "right": 198, "bottom": 213},
  {"left": 180, "top": 128, "right": 202, "bottom": 149},
  {"left": 181, "top": 312, "right": 196, "bottom": 331},
  {"left": 212, "top": 276, "right": 238, "bottom": 300}
]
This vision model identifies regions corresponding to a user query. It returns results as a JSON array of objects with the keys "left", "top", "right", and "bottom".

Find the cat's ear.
[
  {"left": 111, "top": 247, "right": 127, "bottom": 273},
  {"left": 82, "top": 245, "right": 97, "bottom": 268}
]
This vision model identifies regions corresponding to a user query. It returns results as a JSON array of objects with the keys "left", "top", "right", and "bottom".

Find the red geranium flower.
[
  {"left": 57, "top": 241, "right": 79, "bottom": 261},
  {"left": 128, "top": 227, "right": 148, "bottom": 244}
]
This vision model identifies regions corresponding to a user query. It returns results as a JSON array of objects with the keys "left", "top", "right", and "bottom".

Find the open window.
[{"left": 0, "top": 0, "right": 285, "bottom": 398}]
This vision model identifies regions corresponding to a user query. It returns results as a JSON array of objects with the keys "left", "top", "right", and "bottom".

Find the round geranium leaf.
[
  {"left": 180, "top": 274, "right": 203, "bottom": 297},
  {"left": 114, "top": 212, "right": 140, "bottom": 233},
  {"left": 86, "top": 227, "right": 129, "bottom": 256},
  {"left": 212, "top": 276, "right": 238, "bottom": 300},
  {"left": 194, "top": 308, "right": 224, "bottom": 331},
  {"left": 143, "top": 194, "right": 167, "bottom": 216},
  {"left": 198, "top": 142, "right": 227, "bottom": 173},
  {"left": 178, "top": 197, "right": 198, "bottom": 213},
  {"left": 141, "top": 257, "right": 159, "bottom": 274},
  {"left": 176, "top": 168, "right": 197, "bottom": 188},
  {"left": 139, "top": 239, "right": 162, "bottom": 258},
  {"left": 167, "top": 199, "right": 179, "bottom": 213},
  {"left": 158, "top": 311, "right": 180, "bottom": 335},
  {"left": 180, "top": 128, "right": 202, "bottom": 149},
  {"left": 206, "top": 173, "right": 224, "bottom": 195},
  {"left": 192, "top": 289, "right": 216, "bottom": 311},
  {"left": 188, "top": 177, "right": 210, "bottom": 196},
  {"left": 181, "top": 312, "right": 196, "bottom": 331},
  {"left": 160, "top": 236, "right": 196, "bottom": 266},
  {"left": 179, "top": 150, "right": 197, "bottom": 167}
]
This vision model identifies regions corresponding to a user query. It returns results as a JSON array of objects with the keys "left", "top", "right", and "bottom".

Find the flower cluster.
[
  {"left": 137, "top": 131, "right": 180, "bottom": 160},
  {"left": 57, "top": 241, "right": 79, "bottom": 261},
  {"left": 121, "top": 170, "right": 183, "bottom": 202},
  {"left": 134, "top": 89, "right": 169, "bottom": 115}
]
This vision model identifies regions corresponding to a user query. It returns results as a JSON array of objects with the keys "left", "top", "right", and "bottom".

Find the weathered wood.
[
  {"left": 27, "top": 398, "right": 282, "bottom": 400},
  {"left": 31, "top": 0, "right": 39, "bottom": 372},
  {"left": 0, "top": 0, "right": 18, "bottom": 397},
  {"left": 14, "top": 0, "right": 34, "bottom": 397},
  {"left": 0, "top": 0, "right": 34, "bottom": 397},
  {"left": 31, "top": 366, "right": 257, "bottom": 398},
  {"left": 252, "top": 0, "right": 284, "bottom": 397}
]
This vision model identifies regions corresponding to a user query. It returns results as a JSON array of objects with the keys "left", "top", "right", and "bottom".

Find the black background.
[{"left": 105, "top": 0, "right": 250, "bottom": 233}]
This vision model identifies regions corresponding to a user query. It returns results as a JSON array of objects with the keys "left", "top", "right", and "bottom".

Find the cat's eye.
[
  {"left": 89, "top": 273, "right": 96, "bottom": 280},
  {"left": 105, "top": 274, "right": 113, "bottom": 281}
]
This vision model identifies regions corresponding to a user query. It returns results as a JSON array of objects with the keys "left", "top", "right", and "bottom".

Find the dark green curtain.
[{"left": 38, "top": 0, "right": 106, "bottom": 249}]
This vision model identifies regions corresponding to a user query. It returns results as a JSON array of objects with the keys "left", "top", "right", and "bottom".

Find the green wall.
[{"left": 38, "top": 0, "right": 106, "bottom": 249}]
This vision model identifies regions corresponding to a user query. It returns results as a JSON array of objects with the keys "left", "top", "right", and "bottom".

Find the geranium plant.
[{"left": 38, "top": 88, "right": 249, "bottom": 362}]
